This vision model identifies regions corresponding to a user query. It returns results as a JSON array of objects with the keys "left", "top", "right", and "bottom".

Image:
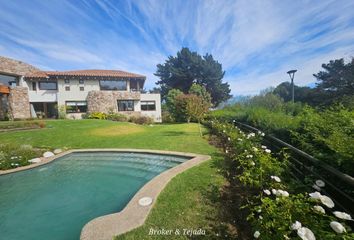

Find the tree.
[
  {"left": 189, "top": 83, "right": 212, "bottom": 107},
  {"left": 149, "top": 87, "right": 161, "bottom": 94},
  {"left": 273, "top": 82, "right": 315, "bottom": 104},
  {"left": 155, "top": 47, "right": 231, "bottom": 106},
  {"left": 165, "top": 89, "right": 184, "bottom": 121},
  {"left": 313, "top": 58, "right": 354, "bottom": 104}
]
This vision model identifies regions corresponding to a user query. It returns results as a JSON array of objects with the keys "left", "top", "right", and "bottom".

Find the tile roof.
[{"left": 25, "top": 69, "right": 146, "bottom": 79}]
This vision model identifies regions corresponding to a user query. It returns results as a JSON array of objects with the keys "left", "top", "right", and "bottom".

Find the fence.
[{"left": 234, "top": 121, "right": 354, "bottom": 216}]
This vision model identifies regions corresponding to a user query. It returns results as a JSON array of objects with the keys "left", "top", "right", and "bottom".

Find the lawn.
[{"left": 0, "top": 120, "right": 226, "bottom": 239}]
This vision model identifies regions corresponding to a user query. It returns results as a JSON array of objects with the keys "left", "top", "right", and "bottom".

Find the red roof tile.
[{"left": 26, "top": 69, "right": 145, "bottom": 79}]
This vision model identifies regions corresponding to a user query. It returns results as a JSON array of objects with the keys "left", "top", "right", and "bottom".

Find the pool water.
[{"left": 0, "top": 152, "right": 189, "bottom": 240}]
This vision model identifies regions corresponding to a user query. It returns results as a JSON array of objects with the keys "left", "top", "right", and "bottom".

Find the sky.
[{"left": 0, "top": 0, "right": 353, "bottom": 96}]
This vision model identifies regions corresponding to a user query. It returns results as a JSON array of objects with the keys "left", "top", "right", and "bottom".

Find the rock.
[
  {"left": 43, "top": 151, "right": 55, "bottom": 158},
  {"left": 53, "top": 149, "right": 62, "bottom": 154},
  {"left": 28, "top": 158, "right": 41, "bottom": 163}
]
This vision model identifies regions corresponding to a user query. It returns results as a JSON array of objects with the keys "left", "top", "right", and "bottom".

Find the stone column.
[{"left": 8, "top": 87, "right": 31, "bottom": 119}]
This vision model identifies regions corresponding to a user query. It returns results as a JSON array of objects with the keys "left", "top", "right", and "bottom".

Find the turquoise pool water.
[{"left": 0, "top": 152, "right": 189, "bottom": 240}]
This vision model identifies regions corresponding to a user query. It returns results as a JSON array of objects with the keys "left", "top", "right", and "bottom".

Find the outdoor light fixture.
[{"left": 287, "top": 69, "right": 297, "bottom": 103}]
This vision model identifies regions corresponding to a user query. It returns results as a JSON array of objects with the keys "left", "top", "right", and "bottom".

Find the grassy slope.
[{"left": 0, "top": 120, "right": 225, "bottom": 239}]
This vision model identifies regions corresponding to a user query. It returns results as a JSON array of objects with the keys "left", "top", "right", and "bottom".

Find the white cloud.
[{"left": 0, "top": 0, "right": 353, "bottom": 95}]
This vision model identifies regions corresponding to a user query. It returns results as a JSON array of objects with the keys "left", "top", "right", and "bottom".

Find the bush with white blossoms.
[
  {"left": 0, "top": 143, "right": 46, "bottom": 170},
  {"left": 205, "top": 119, "right": 354, "bottom": 239}
]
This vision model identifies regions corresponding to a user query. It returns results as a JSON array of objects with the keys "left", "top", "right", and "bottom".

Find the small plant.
[
  {"left": 107, "top": 113, "right": 128, "bottom": 122},
  {"left": 129, "top": 115, "right": 153, "bottom": 125},
  {"left": 87, "top": 112, "right": 108, "bottom": 120},
  {"left": 0, "top": 144, "right": 45, "bottom": 170},
  {"left": 57, "top": 105, "right": 67, "bottom": 119}
]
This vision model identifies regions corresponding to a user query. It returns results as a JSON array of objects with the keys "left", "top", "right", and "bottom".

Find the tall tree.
[
  {"left": 313, "top": 58, "right": 354, "bottom": 104},
  {"left": 155, "top": 47, "right": 231, "bottom": 106}
]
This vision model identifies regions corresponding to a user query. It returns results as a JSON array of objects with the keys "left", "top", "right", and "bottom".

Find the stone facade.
[
  {"left": 0, "top": 56, "right": 39, "bottom": 76},
  {"left": 0, "top": 94, "right": 8, "bottom": 120},
  {"left": 87, "top": 90, "right": 140, "bottom": 113},
  {"left": 8, "top": 87, "right": 31, "bottom": 119}
]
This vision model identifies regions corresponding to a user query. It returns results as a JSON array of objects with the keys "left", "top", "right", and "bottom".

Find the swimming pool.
[{"left": 0, "top": 151, "right": 190, "bottom": 240}]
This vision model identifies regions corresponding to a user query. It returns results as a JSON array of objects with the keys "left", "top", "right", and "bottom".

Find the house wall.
[
  {"left": 139, "top": 93, "right": 162, "bottom": 122},
  {"left": 57, "top": 79, "right": 100, "bottom": 105}
]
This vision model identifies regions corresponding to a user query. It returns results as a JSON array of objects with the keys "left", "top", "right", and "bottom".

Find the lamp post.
[{"left": 287, "top": 69, "right": 297, "bottom": 103}]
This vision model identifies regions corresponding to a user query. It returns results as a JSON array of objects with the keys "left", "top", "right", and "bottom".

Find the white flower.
[
  {"left": 312, "top": 184, "right": 321, "bottom": 191},
  {"left": 237, "top": 138, "right": 243, "bottom": 141},
  {"left": 223, "top": 130, "right": 226, "bottom": 133},
  {"left": 246, "top": 154, "right": 253, "bottom": 158},
  {"left": 247, "top": 133, "right": 256, "bottom": 139},
  {"left": 315, "top": 180, "right": 325, "bottom": 187},
  {"left": 278, "top": 190, "right": 289, "bottom": 197},
  {"left": 271, "top": 176, "right": 281, "bottom": 182},
  {"left": 333, "top": 211, "right": 352, "bottom": 220},
  {"left": 259, "top": 215, "right": 263, "bottom": 220},
  {"left": 257, "top": 208, "right": 261, "bottom": 213},
  {"left": 232, "top": 119, "right": 236, "bottom": 123},
  {"left": 313, "top": 205, "right": 325, "bottom": 214},
  {"left": 320, "top": 195, "right": 334, "bottom": 208},
  {"left": 291, "top": 221, "right": 302, "bottom": 230},
  {"left": 263, "top": 189, "right": 271, "bottom": 195},
  {"left": 252, "top": 147, "right": 258, "bottom": 152},
  {"left": 228, "top": 137, "right": 231, "bottom": 141},
  {"left": 272, "top": 189, "right": 277, "bottom": 195},
  {"left": 330, "top": 221, "right": 346, "bottom": 233},
  {"left": 265, "top": 149, "right": 271, "bottom": 153},
  {"left": 297, "top": 227, "right": 316, "bottom": 240},
  {"left": 309, "top": 192, "right": 322, "bottom": 200},
  {"left": 250, "top": 161, "right": 255, "bottom": 166},
  {"left": 261, "top": 145, "right": 267, "bottom": 149},
  {"left": 225, "top": 150, "right": 229, "bottom": 154},
  {"left": 261, "top": 132, "right": 265, "bottom": 136},
  {"left": 253, "top": 231, "right": 260, "bottom": 238}
]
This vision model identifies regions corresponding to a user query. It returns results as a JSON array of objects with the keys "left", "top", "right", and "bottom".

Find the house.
[{"left": 0, "top": 56, "right": 162, "bottom": 122}]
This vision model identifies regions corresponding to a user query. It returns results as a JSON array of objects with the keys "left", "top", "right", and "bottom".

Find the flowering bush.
[
  {"left": 0, "top": 144, "right": 45, "bottom": 170},
  {"left": 206, "top": 119, "right": 354, "bottom": 239}
]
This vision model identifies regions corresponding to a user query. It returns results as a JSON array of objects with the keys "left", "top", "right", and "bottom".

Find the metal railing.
[{"left": 234, "top": 121, "right": 354, "bottom": 216}]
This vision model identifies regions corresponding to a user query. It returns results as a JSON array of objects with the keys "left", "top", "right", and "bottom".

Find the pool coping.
[{"left": 0, "top": 149, "right": 211, "bottom": 240}]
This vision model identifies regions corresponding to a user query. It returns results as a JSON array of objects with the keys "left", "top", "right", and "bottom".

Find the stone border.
[{"left": 0, "top": 149, "right": 210, "bottom": 240}]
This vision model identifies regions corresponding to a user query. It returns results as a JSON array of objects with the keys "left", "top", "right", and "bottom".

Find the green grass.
[
  {"left": 1, "top": 120, "right": 226, "bottom": 239},
  {"left": 0, "top": 120, "right": 214, "bottom": 154}
]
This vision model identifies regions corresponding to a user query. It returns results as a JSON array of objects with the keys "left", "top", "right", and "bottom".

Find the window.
[
  {"left": 79, "top": 79, "right": 84, "bottom": 84},
  {"left": 100, "top": 80, "right": 127, "bottom": 91},
  {"left": 79, "top": 86, "right": 84, "bottom": 91},
  {"left": 65, "top": 86, "right": 70, "bottom": 91},
  {"left": 65, "top": 101, "right": 87, "bottom": 113},
  {"left": 117, "top": 100, "right": 134, "bottom": 111},
  {"left": 141, "top": 101, "right": 156, "bottom": 111},
  {"left": 32, "top": 82, "right": 37, "bottom": 91},
  {"left": 38, "top": 81, "right": 57, "bottom": 90},
  {"left": 0, "top": 74, "right": 17, "bottom": 87},
  {"left": 64, "top": 79, "right": 70, "bottom": 84}
]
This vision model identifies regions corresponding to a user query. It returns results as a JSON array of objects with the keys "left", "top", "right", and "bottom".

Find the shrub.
[
  {"left": 129, "top": 115, "right": 153, "bottom": 125},
  {"left": 162, "top": 110, "right": 174, "bottom": 123},
  {"left": 0, "top": 120, "right": 45, "bottom": 130},
  {"left": 57, "top": 105, "right": 67, "bottom": 119},
  {"left": 206, "top": 119, "right": 354, "bottom": 239},
  {"left": 87, "top": 112, "right": 108, "bottom": 120},
  {"left": 0, "top": 144, "right": 45, "bottom": 170},
  {"left": 107, "top": 113, "right": 128, "bottom": 122}
]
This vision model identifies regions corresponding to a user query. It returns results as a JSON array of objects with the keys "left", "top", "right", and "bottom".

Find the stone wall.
[
  {"left": 0, "top": 56, "right": 40, "bottom": 76},
  {"left": 0, "top": 94, "right": 8, "bottom": 120},
  {"left": 87, "top": 90, "right": 140, "bottom": 113},
  {"left": 8, "top": 87, "right": 31, "bottom": 119}
]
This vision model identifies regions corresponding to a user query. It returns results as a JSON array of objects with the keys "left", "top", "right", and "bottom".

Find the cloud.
[{"left": 0, "top": 0, "right": 353, "bottom": 94}]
